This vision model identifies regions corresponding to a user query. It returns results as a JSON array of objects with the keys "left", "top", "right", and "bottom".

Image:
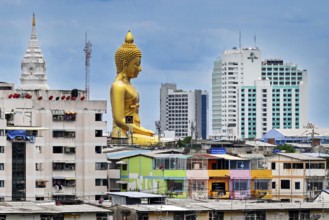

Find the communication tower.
[{"left": 84, "top": 33, "right": 92, "bottom": 100}]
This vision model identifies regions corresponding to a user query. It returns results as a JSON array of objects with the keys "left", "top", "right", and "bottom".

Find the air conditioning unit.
[{"left": 194, "top": 163, "right": 200, "bottom": 170}]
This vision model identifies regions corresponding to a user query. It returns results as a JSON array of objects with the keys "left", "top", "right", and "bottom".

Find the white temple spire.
[{"left": 18, "top": 13, "right": 49, "bottom": 90}]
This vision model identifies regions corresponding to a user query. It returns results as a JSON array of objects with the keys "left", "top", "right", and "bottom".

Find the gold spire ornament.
[
  {"left": 32, "top": 13, "right": 35, "bottom": 27},
  {"left": 110, "top": 31, "right": 157, "bottom": 146}
]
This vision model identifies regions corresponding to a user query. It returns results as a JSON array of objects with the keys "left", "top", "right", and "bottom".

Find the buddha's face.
[{"left": 126, "top": 57, "right": 142, "bottom": 79}]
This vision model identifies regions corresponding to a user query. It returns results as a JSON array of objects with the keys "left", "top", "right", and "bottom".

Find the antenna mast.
[{"left": 84, "top": 32, "right": 92, "bottom": 100}]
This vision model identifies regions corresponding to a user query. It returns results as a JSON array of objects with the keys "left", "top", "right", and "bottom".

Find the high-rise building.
[
  {"left": 0, "top": 15, "right": 108, "bottom": 202},
  {"left": 160, "top": 83, "right": 208, "bottom": 139},
  {"left": 212, "top": 47, "right": 307, "bottom": 139}
]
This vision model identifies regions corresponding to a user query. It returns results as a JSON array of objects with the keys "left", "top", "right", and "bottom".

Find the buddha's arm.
[
  {"left": 111, "top": 84, "right": 155, "bottom": 136},
  {"left": 111, "top": 85, "right": 128, "bottom": 129}
]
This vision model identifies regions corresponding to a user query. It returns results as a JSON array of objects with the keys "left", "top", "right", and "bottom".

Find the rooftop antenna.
[
  {"left": 84, "top": 32, "right": 92, "bottom": 100},
  {"left": 254, "top": 34, "right": 257, "bottom": 48}
]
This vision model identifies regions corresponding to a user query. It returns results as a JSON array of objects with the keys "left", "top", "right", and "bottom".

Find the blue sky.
[{"left": 0, "top": 0, "right": 328, "bottom": 133}]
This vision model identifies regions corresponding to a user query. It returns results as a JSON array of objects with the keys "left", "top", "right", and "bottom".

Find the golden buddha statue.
[{"left": 110, "top": 31, "right": 157, "bottom": 146}]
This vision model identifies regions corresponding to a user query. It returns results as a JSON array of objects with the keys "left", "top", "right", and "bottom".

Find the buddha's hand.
[{"left": 142, "top": 128, "right": 155, "bottom": 136}]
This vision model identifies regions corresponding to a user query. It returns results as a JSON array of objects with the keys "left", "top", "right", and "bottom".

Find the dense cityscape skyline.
[{"left": 0, "top": 0, "right": 328, "bottom": 133}]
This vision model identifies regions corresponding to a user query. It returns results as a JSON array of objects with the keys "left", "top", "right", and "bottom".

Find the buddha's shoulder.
[{"left": 111, "top": 80, "right": 127, "bottom": 88}]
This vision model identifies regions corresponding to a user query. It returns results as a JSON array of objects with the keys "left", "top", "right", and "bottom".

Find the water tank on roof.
[{"left": 71, "top": 89, "right": 78, "bottom": 98}]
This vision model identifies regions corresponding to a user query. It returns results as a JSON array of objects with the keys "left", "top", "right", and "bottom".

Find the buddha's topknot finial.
[{"left": 125, "top": 30, "right": 134, "bottom": 44}]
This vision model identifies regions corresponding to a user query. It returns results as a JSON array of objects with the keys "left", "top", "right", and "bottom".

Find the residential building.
[
  {"left": 109, "top": 198, "right": 329, "bottom": 220},
  {"left": 262, "top": 128, "right": 329, "bottom": 146},
  {"left": 0, "top": 15, "right": 108, "bottom": 202},
  {"left": 268, "top": 153, "right": 326, "bottom": 202},
  {"left": 106, "top": 149, "right": 272, "bottom": 200},
  {"left": 160, "top": 83, "right": 208, "bottom": 139},
  {"left": 211, "top": 47, "right": 308, "bottom": 140}
]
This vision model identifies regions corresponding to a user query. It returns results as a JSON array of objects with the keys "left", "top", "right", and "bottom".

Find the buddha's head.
[{"left": 115, "top": 31, "right": 142, "bottom": 74}]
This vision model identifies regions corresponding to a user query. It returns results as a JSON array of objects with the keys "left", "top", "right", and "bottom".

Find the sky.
[{"left": 0, "top": 0, "right": 329, "bottom": 134}]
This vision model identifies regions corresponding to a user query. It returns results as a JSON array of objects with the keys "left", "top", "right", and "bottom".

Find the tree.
[{"left": 274, "top": 144, "right": 295, "bottom": 153}]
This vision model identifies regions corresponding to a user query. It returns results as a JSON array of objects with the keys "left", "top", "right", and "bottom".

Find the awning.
[
  {"left": 52, "top": 192, "right": 76, "bottom": 196},
  {"left": 6, "top": 126, "right": 48, "bottom": 130},
  {"left": 116, "top": 180, "right": 127, "bottom": 184},
  {"left": 52, "top": 110, "right": 64, "bottom": 115},
  {"left": 65, "top": 177, "right": 76, "bottom": 180},
  {"left": 53, "top": 176, "right": 66, "bottom": 180},
  {"left": 36, "top": 179, "right": 49, "bottom": 182},
  {"left": 116, "top": 161, "right": 127, "bottom": 165}
]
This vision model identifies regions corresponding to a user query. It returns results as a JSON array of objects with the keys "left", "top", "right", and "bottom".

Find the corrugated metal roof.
[
  {"left": 106, "top": 150, "right": 150, "bottom": 160},
  {"left": 276, "top": 128, "right": 329, "bottom": 137},
  {"left": 0, "top": 202, "right": 111, "bottom": 214},
  {"left": 278, "top": 153, "right": 326, "bottom": 161},
  {"left": 107, "top": 192, "right": 166, "bottom": 198},
  {"left": 146, "top": 153, "right": 191, "bottom": 159}
]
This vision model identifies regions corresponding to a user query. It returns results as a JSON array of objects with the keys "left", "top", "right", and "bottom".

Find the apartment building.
[
  {"left": 160, "top": 83, "right": 208, "bottom": 139},
  {"left": 0, "top": 15, "right": 108, "bottom": 202}
]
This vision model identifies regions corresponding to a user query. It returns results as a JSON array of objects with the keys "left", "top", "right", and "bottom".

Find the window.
[
  {"left": 36, "top": 163, "right": 43, "bottom": 171},
  {"left": 53, "top": 130, "right": 75, "bottom": 138},
  {"left": 283, "top": 163, "right": 291, "bottom": 169},
  {"left": 95, "top": 130, "right": 103, "bottom": 137},
  {"left": 0, "top": 163, "right": 4, "bottom": 170},
  {"left": 95, "top": 162, "right": 108, "bottom": 170},
  {"left": 233, "top": 179, "right": 249, "bottom": 190},
  {"left": 53, "top": 146, "right": 63, "bottom": 153},
  {"left": 292, "top": 163, "right": 303, "bottom": 169},
  {"left": 281, "top": 180, "right": 290, "bottom": 189},
  {"left": 0, "top": 146, "right": 4, "bottom": 153},
  {"left": 137, "top": 214, "right": 149, "bottom": 220},
  {"left": 254, "top": 180, "right": 269, "bottom": 190},
  {"left": 36, "top": 197, "right": 44, "bottom": 201},
  {"left": 97, "top": 213, "right": 109, "bottom": 220},
  {"left": 167, "top": 180, "right": 183, "bottom": 192},
  {"left": 95, "top": 178, "right": 108, "bottom": 186},
  {"left": 36, "top": 146, "right": 42, "bottom": 154},
  {"left": 272, "top": 182, "right": 276, "bottom": 189},
  {"left": 122, "top": 164, "right": 127, "bottom": 170},
  {"left": 271, "top": 163, "right": 276, "bottom": 170},
  {"left": 64, "top": 147, "right": 76, "bottom": 154},
  {"left": 0, "top": 180, "right": 4, "bottom": 187},
  {"left": 95, "top": 113, "right": 102, "bottom": 121},
  {"left": 36, "top": 181, "right": 46, "bottom": 188},
  {"left": 295, "top": 182, "right": 300, "bottom": 190},
  {"left": 209, "top": 211, "right": 224, "bottom": 220},
  {"left": 95, "top": 146, "right": 102, "bottom": 154},
  {"left": 245, "top": 211, "right": 266, "bottom": 220}
]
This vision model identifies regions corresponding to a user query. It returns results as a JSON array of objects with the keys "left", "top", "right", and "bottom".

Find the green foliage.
[
  {"left": 176, "top": 136, "right": 192, "bottom": 148},
  {"left": 274, "top": 144, "right": 296, "bottom": 153}
]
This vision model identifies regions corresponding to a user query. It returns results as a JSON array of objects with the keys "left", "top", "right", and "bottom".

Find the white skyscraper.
[
  {"left": 160, "top": 83, "right": 208, "bottom": 139},
  {"left": 212, "top": 47, "right": 308, "bottom": 139}
]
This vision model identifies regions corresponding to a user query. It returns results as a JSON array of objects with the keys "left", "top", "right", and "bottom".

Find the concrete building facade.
[
  {"left": 160, "top": 83, "right": 208, "bottom": 139},
  {"left": 0, "top": 15, "right": 108, "bottom": 202},
  {"left": 212, "top": 47, "right": 308, "bottom": 140}
]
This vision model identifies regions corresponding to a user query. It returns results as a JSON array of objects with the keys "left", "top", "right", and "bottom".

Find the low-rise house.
[
  {"left": 110, "top": 198, "right": 329, "bottom": 220},
  {"left": 268, "top": 153, "right": 326, "bottom": 202},
  {"left": 108, "top": 150, "right": 273, "bottom": 200}
]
